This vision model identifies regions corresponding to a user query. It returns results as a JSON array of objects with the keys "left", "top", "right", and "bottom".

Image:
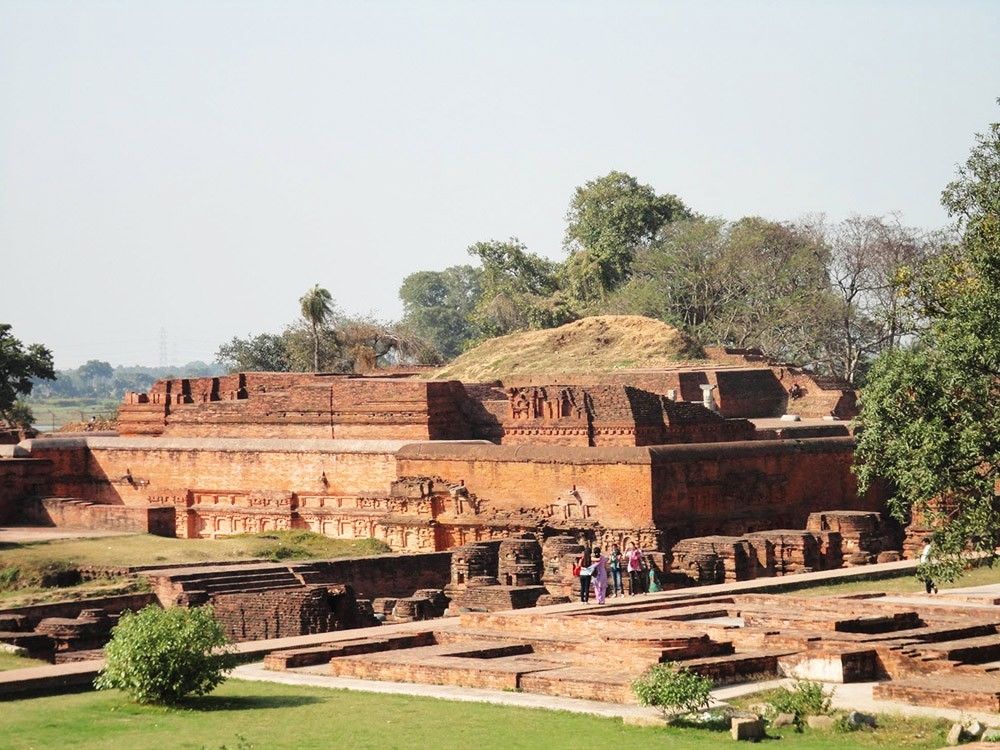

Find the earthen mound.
[{"left": 430, "top": 315, "right": 706, "bottom": 381}]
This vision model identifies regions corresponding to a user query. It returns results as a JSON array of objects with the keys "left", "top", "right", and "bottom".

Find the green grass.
[
  {"left": 0, "top": 679, "right": 954, "bottom": 750},
  {"left": 0, "top": 532, "right": 391, "bottom": 606},
  {"left": 0, "top": 651, "right": 49, "bottom": 671},
  {"left": 796, "top": 559, "right": 1000, "bottom": 598}
]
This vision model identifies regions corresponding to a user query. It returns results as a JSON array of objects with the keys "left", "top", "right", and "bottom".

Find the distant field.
[{"left": 26, "top": 397, "right": 120, "bottom": 431}]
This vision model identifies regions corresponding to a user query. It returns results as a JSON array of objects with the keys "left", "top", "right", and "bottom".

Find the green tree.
[
  {"left": 855, "top": 106, "right": 1000, "bottom": 565},
  {"left": 216, "top": 332, "right": 291, "bottom": 373},
  {"left": 467, "top": 238, "right": 573, "bottom": 338},
  {"left": 299, "top": 284, "right": 335, "bottom": 372},
  {"left": 0, "top": 323, "right": 56, "bottom": 428},
  {"left": 399, "top": 265, "right": 483, "bottom": 359},
  {"left": 564, "top": 171, "right": 692, "bottom": 302},
  {"left": 77, "top": 359, "right": 115, "bottom": 396},
  {"left": 607, "top": 216, "right": 835, "bottom": 366},
  {"left": 95, "top": 604, "right": 236, "bottom": 705}
]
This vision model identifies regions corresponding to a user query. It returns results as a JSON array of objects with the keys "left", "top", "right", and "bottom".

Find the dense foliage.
[
  {"left": 855, "top": 105, "right": 1000, "bottom": 562},
  {"left": 630, "top": 662, "right": 713, "bottom": 720},
  {"left": 0, "top": 323, "right": 56, "bottom": 427},
  {"left": 95, "top": 604, "right": 236, "bottom": 705},
  {"left": 394, "top": 170, "right": 937, "bottom": 383},
  {"left": 764, "top": 680, "right": 833, "bottom": 727}
]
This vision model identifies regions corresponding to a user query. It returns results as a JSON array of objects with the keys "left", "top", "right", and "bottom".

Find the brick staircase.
[{"left": 144, "top": 562, "right": 322, "bottom": 605}]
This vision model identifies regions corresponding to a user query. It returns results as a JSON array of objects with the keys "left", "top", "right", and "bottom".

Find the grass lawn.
[
  {"left": 0, "top": 652, "right": 49, "bottom": 672},
  {"left": 795, "top": 559, "right": 1000, "bottom": 597},
  {"left": 0, "top": 532, "right": 390, "bottom": 607},
  {"left": 0, "top": 678, "right": 954, "bottom": 750}
]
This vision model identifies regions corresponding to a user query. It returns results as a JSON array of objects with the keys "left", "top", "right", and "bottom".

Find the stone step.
[
  {"left": 264, "top": 631, "right": 437, "bottom": 670},
  {"left": 681, "top": 649, "right": 796, "bottom": 685},
  {"left": 874, "top": 675, "right": 1000, "bottom": 713},
  {"left": 907, "top": 634, "right": 1000, "bottom": 664}
]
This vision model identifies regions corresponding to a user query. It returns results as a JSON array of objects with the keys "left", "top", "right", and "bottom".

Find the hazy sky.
[{"left": 2, "top": 1, "right": 998, "bottom": 369}]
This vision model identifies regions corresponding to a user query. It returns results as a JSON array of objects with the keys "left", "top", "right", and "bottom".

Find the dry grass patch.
[{"left": 430, "top": 315, "right": 707, "bottom": 381}]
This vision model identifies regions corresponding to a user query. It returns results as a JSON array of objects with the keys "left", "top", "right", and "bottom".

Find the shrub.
[
  {"left": 631, "top": 662, "right": 713, "bottom": 720},
  {"left": 767, "top": 680, "right": 833, "bottom": 725},
  {"left": 95, "top": 604, "right": 236, "bottom": 705}
]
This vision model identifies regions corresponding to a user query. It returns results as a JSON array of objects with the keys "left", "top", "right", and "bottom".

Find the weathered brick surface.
[
  {"left": 210, "top": 585, "right": 374, "bottom": 642},
  {"left": 0, "top": 457, "right": 51, "bottom": 524},
  {"left": 20, "top": 496, "right": 174, "bottom": 535}
]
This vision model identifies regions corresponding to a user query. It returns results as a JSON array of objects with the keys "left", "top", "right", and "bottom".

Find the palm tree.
[{"left": 299, "top": 284, "right": 334, "bottom": 371}]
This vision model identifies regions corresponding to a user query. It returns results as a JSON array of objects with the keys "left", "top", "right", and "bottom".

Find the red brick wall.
[
  {"left": 649, "top": 437, "right": 879, "bottom": 545},
  {"left": 0, "top": 457, "right": 52, "bottom": 523},
  {"left": 20, "top": 497, "right": 174, "bottom": 535},
  {"left": 23, "top": 437, "right": 402, "bottom": 507},
  {"left": 396, "top": 444, "right": 655, "bottom": 529}
]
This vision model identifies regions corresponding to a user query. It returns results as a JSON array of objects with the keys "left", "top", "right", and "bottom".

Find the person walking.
[
  {"left": 625, "top": 542, "right": 644, "bottom": 595},
  {"left": 920, "top": 539, "right": 938, "bottom": 594},
  {"left": 577, "top": 547, "right": 593, "bottom": 603},
  {"left": 591, "top": 547, "right": 609, "bottom": 604},
  {"left": 609, "top": 543, "right": 625, "bottom": 598}
]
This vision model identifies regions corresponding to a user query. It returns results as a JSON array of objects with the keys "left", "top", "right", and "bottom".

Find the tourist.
[
  {"left": 609, "top": 543, "right": 624, "bottom": 597},
  {"left": 577, "top": 547, "right": 593, "bottom": 603},
  {"left": 625, "top": 542, "right": 644, "bottom": 595},
  {"left": 789, "top": 382, "right": 803, "bottom": 400},
  {"left": 647, "top": 558, "right": 663, "bottom": 593},
  {"left": 919, "top": 539, "right": 938, "bottom": 594},
  {"left": 591, "top": 547, "right": 609, "bottom": 604}
]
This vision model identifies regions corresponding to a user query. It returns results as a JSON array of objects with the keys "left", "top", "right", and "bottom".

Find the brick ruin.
[
  {"left": 1, "top": 358, "right": 884, "bottom": 563},
  {"left": 256, "top": 578, "right": 1000, "bottom": 715}
]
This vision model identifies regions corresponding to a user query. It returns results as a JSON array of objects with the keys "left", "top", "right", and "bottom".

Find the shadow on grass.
[{"left": 180, "top": 694, "right": 324, "bottom": 712}]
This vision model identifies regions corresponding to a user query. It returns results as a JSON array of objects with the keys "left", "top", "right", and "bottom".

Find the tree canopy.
[
  {"left": 564, "top": 171, "right": 692, "bottom": 302},
  {"left": 399, "top": 265, "right": 482, "bottom": 359},
  {"left": 855, "top": 105, "right": 1000, "bottom": 568},
  {"left": 0, "top": 323, "right": 55, "bottom": 428}
]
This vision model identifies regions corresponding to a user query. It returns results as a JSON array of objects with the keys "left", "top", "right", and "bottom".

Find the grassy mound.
[{"left": 431, "top": 315, "right": 706, "bottom": 382}]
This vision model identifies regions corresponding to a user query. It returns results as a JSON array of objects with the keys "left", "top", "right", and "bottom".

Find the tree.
[
  {"left": 95, "top": 604, "right": 236, "bottom": 705},
  {"left": 216, "top": 332, "right": 291, "bottom": 373},
  {"left": 335, "top": 315, "right": 440, "bottom": 373},
  {"left": 399, "top": 265, "right": 483, "bottom": 359},
  {"left": 606, "top": 216, "right": 835, "bottom": 365},
  {"left": 819, "top": 215, "right": 938, "bottom": 384},
  {"left": 855, "top": 106, "right": 1000, "bottom": 568},
  {"left": 564, "top": 171, "right": 692, "bottom": 302},
  {"left": 78, "top": 359, "right": 114, "bottom": 396},
  {"left": 0, "top": 323, "right": 56, "bottom": 428},
  {"left": 299, "top": 284, "right": 335, "bottom": 372},
  {"left": 467, "top": 238, "right": 573, "bottom": 338}
]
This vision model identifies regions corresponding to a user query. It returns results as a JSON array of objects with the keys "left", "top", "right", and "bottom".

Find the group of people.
[{"left": 575, "top": 541, "right": 661, "bottom": 604}]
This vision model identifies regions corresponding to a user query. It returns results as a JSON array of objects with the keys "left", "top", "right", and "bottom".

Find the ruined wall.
[
  {"left": 0, "top": 457, "right": 51, "bottom": 523},
  {"left": 649, "top": 438, "right": 877, "bottom": 547},
  {"left": 395, "top": 443, "right": 655, "bottom": 530},
  {"left": 123, "top": 376, "right": 475, "bottom": 441},
  {"left": 22, "top": 437, "right": 406, "bottom": 506},
  {"left": 20, "top": 497, "right": 175, "bottom": 535}
]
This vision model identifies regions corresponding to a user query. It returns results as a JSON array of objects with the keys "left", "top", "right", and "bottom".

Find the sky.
[{"left": 1, "top": 1, "right": 998, "bottom": 370}]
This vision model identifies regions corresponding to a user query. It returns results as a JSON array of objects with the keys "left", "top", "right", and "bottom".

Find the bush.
[
  {"left": 95, "top": 604, "right": 236, "bottom": 705},
  {"left": 767, "top": 680, "right": 833, "bottom": 725},
  {"left": 631, "top": 662, "right": 713, "bottom": 720}
]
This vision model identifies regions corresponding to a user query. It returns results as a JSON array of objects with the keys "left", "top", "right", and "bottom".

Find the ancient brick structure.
[{"left": 1, "top": 359, "right": 881, "bottom": 562}]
